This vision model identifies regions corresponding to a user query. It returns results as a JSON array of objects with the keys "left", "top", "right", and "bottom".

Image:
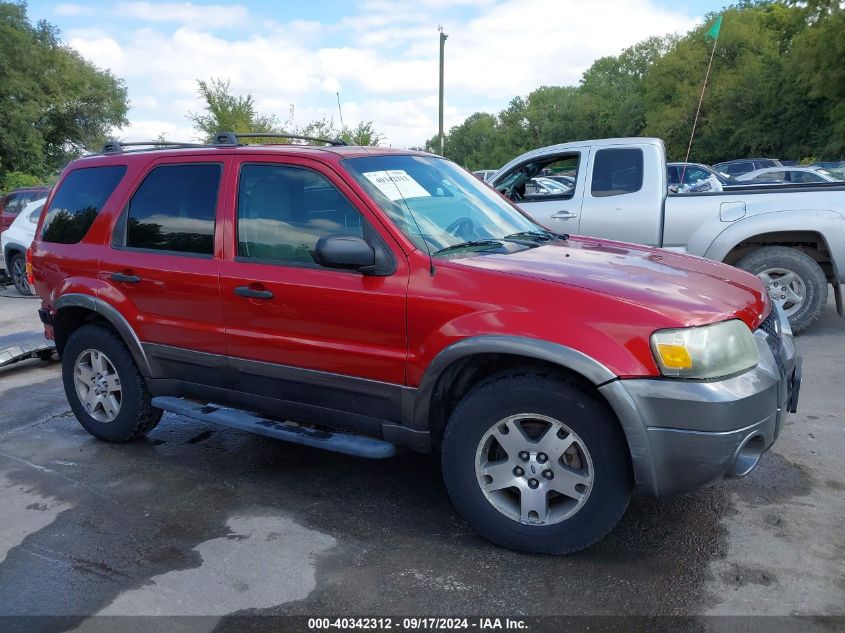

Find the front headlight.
[{"left": 650, "top": 319, "right": 758, "bottom": 379}]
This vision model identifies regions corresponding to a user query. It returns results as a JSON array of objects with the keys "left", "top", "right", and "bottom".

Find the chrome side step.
[{"left": 150, "top": 396, "right": 397, "bottom": 459}]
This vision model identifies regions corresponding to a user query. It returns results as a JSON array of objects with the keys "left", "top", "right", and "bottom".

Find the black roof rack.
[
  {"left": 100, "top": 139, "right": 212, "bottom": 154},
  {"left": 100, "top": 131, "right": 347, "bottom": 155},
  {"left": 218, "top": 132, "right": 347, "bottom": 147}
]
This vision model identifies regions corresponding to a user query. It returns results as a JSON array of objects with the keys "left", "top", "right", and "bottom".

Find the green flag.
[{"left": 706, "top": 15, "right": 723, "bottom": 41}]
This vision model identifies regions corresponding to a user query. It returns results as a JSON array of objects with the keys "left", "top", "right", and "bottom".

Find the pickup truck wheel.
[
  {"left": 441, "top": 371, "right": 631, "bottom": 554},
  {"left": 737, "top": 246, "right": 827, "bottom": 333},
  {"left": 62, "top": 323, "right": 162, "bottom": 442},
  {"left": 10, "top": 253, "right": 32, "bottom": 296}
]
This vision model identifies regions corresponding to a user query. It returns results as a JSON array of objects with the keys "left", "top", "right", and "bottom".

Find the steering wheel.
[
  {"left": 445, "top": 217, "right": 477, "bottom": 238},
  {"left": 502, "top": 187, "right": 522, "bottom": 202}
]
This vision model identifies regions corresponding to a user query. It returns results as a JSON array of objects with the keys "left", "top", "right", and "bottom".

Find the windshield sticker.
[{"left": 362, "top": 170, "right": 431, "bottom": 201}]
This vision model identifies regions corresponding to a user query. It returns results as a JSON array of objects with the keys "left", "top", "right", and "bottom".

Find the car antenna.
[{"left": 336, "top": 92, "right": 345, "bottom": 130}]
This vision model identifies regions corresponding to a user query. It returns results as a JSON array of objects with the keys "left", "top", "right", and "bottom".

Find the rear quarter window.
[
  {"left": 41, "top": 166, "right": 126, "bottom": 244},
  {"left": 591, "top": 148, "right": 643, "bottom": 197}
]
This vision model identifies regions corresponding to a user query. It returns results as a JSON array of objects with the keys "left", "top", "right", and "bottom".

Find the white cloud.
[
  {"left": 64, "top": 0, "right": 700, "bottom": 147},
  {"left": 55, "top": 3, "right": 95, "bottom": 16},
  {"left": 113, "top": 2, "right": 250, "bottom": 28}
]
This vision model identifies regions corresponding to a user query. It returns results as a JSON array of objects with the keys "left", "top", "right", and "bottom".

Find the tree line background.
[
  {"left": 0, "top": 0, "right": 842, "bottom": 192},
  {"left": 425, "top": 0, "right": 844, "bottom": 170}
]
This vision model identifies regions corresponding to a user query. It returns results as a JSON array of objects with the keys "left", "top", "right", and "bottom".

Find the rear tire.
[
  {"left": 737, "top": 246, "right": 827, "bottom": 333},
  {"left": 62, "top": 323, "right": 162, "bottom": 442},
  {"left": 441, "top": 371, "right": 632, "bottom": 554},
  {"left": 10, "top": 253, "right": 32, "bottom": 296}
]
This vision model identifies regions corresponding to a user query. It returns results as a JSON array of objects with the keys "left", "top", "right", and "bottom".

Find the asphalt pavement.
[{"left": 0, "top": 286, "right": 843, "bottom": 632}]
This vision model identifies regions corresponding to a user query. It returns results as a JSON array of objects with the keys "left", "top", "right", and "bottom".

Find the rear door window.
[
  {"left": 117, "top": 164, "right": 221, "bottom": 256},
  {"left": 683, "top": 167, "right": 710, "bottom": 184},
  {"left": 792, "top": 171, "right": 824, "bottom": 184},
  {"left": 41, "top": 166, "right": 126, "bottom": 244},
  {"left": 591, "top": 148, "right": 643, "bottom": 197},
  {"left": 727, "top": 162, "right": 753, "bottom": 176},
  {"left": 755, "top": 170, "right": 785, "bottom": 182}
]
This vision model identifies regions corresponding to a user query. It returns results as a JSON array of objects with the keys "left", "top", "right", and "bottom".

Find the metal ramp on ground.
[{"left": 0, "top": 331, "right": 55, "bottom": 369}]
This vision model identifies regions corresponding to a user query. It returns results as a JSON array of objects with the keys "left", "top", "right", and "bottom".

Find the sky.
[{"left": 26, "top": 0, "right": 725, "bottom": 148}]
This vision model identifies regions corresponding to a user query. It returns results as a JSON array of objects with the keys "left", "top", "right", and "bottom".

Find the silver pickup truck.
[{"left": 490, "top": 137, "right": 845, "bottom": 332}]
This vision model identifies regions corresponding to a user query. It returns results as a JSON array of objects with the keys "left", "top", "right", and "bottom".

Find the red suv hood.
[{"left": 449, "top": 236, "right": 769, "bottom": 329}]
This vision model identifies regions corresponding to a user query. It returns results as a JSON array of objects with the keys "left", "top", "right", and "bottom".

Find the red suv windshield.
[{"left": 344, "top": 155, "right": 552, "bottom": 255}]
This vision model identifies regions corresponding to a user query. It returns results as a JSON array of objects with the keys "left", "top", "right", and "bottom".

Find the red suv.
[
  {"left": 31, "top": 133, "right": 800, "bottom": 553},
  {"left": 0, "top": 186, "right": 50, "bottom": 232}
]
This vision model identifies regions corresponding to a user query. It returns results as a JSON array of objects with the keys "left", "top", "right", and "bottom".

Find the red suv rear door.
[
  {"left": 99, "top": 156, "right": 230, "bottom": 384},
  {"left": 219, "top": 155, "right": 409, "bottom": 422}
]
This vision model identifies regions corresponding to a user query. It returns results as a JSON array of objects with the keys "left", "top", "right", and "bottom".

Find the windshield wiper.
[
  {"left": 433, "top": 240, "right": 504, "bottom": 256},
  {"left": 502, "top": 230, "right": 559, "bottom": 243}
]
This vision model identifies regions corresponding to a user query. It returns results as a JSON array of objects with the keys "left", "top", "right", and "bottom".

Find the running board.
[
  {"left": 150, "top": 396, "right": 397, "bottom": 459},
  {"left": 0, "top": 331, "right": 55, "bottom": 369}
]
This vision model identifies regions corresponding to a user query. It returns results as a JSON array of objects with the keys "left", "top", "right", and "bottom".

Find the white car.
[
  {"left": 736, "top": 166, "right": 842, "bottom": 184},
  {"left": 1, "top": 198, "right": 45, "bottom": 295}
]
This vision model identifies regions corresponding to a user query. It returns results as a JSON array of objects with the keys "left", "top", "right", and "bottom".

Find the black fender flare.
[
  {"left": 53, "top": 293, "right": 153, "bottom": 377},
  {"left": 407, "top": 335, "right": 657, "bottom": 494},
  {"left": 409, "top": 335, "right": 617, "bottom": 430}
]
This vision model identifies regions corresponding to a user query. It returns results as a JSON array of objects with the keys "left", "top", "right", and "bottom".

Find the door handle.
[
  {"left": 235, "top": 286, "right": 274, "bottom": 300},
  {"left": 551, "top": 210, "right": 578, "bottom": 219},
  {"left": 110, "top": 272, "right": 141, "bottom": 284}
]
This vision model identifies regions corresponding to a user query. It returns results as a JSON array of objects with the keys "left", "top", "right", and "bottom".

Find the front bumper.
[{"left": 600, "top": 304, "right": 800, "bottom": 498}]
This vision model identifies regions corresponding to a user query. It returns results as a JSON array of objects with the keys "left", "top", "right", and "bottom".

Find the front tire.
[
  {"left": 441, "top": 371, "right": 632, "bottom": 554},
  {"left": 737, "top": 246, "right": 827, "bottom": 333},
  {"left": 10, "top": 253, "right": 32, "bottom": 296},
  {"left": 62, "top": 323, "right": 162, "bottom": 442}
]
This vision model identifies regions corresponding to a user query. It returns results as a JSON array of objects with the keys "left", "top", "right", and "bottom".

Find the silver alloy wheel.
[
  {"left": 74, "top": 349, "right": 122, "bottom": 423},
  {"left": 758, "top": 267, "right": 806, "bottom": 317},
  {"left": 11, "top": 256, "right": 29, "bottom": 293},
  {"left": 474, "top": 413, "right": 594, "bottom": 526}
]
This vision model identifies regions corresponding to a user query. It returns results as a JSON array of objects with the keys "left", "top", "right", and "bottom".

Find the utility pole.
[{"left": 438, "top": 26, "right": 448, "bottom": 156}]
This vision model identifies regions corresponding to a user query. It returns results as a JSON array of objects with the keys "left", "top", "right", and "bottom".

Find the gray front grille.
[{"left": 758, "top": 310, "right": 785, "bottom": 376}]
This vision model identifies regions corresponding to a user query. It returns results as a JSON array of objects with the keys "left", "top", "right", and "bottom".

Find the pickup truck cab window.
[
  {"left": 590, "top": 148, "right": 644, "bottom": 197},
  {"left": 344, "top": 154, "right": 551, "bottom": 257},
  {"left": 42, "top": 166, "right": 126, "bottom": 244},
  {"left": 118, "top": 163, "right": 220, "bottom": 256},
  {"left": 236, "top": 164, "right": 364, "bottom": 266}
]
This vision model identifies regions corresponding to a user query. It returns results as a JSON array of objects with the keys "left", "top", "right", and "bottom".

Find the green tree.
[
  {"left": 0, "top": 1, "right": 128, "bottom": 182},
  {"left": 789, "top": 3, "right": 845, "bottom": 156},
  {"left": 341, "top": 121, "right": 384, "bottom": 146},
  {"left": 297, "top": 116, "right": 384, "bottom": 146},
  {"left": 579, "top": 36, "right": 676, "bottom": 138},
  {"left": 191, "top": 81, "right": 383, "bottom": 146},
  {"left": 189, "top": 78, "right": 282, "bottom": 142},
  {"left": 644, "top": 3, "right": 828, "bottom": 162}
]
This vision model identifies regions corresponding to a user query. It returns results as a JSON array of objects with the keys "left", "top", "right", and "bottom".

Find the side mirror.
[{"left": 313, "top": 235, "right": 376, "bottom": 273}]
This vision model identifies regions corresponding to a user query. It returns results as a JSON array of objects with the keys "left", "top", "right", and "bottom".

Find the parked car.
[
  {"left": 667, "top": 162, "right": 734, "bottom": 190},
  {"left": 30, "top": 133, "right": 800, "bottom": 554},
  {"left": 810, "top": 161, "right": 845, "bottom": 172},
  {"left": 713, "top": 158, "right": 782, "bottom": 178},
  {"left": 472, "top": 169, "right": 497, "bottom": 182},
  {"left": 543, "top": 175, "right": 576, "bottom": 188},
  {"left": 525, "top": 177, "right": 571, "bottom": 195},
  {"left": 736, "top": 166, "right": 842, "bottom": 184},
  {"left": 490, "top": 138, "right": 845, "bottom": 332},
  {"left": 0, "top": 186, "right": 49, "bottom": 232},
  {"left": 1, "top": 198, "right": 45, "bottom": 295}
]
